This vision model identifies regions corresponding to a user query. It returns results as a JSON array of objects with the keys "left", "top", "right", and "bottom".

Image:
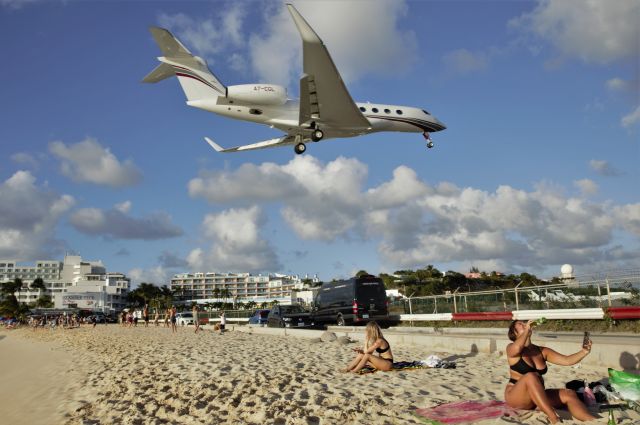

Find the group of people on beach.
[
  {"left": 27, "top": 313, "right": 97, "bottom": 330},
  {"left": 344, "top": 320, "right": 598, "bottom": 423},
  {"left": 119, "top": 304, "right": 226, "bottom": 335}
]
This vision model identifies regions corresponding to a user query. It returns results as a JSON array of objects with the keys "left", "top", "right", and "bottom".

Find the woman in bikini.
[
  {"left": 341, "top": 321, "right": 394, "bottom": 373},
  {"left": 505, "top": 320, "right": 597, "bottom": 423}
]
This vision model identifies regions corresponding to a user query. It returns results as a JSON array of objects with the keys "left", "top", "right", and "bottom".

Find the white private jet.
[{"left": 143, "top": 4, "right": 445, "bottom": 155}]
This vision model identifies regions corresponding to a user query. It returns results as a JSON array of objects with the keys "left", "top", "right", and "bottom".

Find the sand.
[{"left": 0, "top": 325, "right": 638, "bottom": 425}]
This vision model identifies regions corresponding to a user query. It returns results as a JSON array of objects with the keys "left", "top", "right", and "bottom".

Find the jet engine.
[{"left": 226, "top": 84, "right": 287, "bottom": 106}]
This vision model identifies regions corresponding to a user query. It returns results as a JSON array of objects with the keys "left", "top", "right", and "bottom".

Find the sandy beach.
[{"left": 0, "top": 325, "right": 638, "bottom": 425}]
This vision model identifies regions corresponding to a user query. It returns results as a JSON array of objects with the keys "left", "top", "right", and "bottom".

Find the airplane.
[{"left": 143, "top": 3, "right": 446, "bottom": 155}]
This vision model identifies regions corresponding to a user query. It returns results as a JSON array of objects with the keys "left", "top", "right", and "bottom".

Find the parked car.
[
  {"left": 312, "top": 275, "right": 389, "bottom": 326},
  {"left": 175, "top": 312, "right": 194, "bottom": 326},
  {"left": 267, "top": 305, "right": 314, "bottom": 328},
  {"left": 248, "top": 309, "right": 270, "bottom": 326}
]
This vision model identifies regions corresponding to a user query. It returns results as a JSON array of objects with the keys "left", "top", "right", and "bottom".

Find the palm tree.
[
  {"left": 30, "top": 277, "right": 47, "bottom": 292},
  {"left": 212, "top": 287, "right": 220, "bottom": 302},
  {"left": 1, "top": 278, "right": 23, "bottom": 296},
  {"left": 35, "top": 294, "right": 54, "bottom": 308},
  {"left": 220, "top": 288, "right": 231, "bottom": 305}
]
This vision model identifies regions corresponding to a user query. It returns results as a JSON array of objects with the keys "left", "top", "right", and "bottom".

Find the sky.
[{"left": 1, "top": 0, "right": 638, "bottom": 286}]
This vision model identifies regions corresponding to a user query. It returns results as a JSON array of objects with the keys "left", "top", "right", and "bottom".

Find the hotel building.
[
  {"left": 0, "top": 254, "right": 130, "bottom": 313},
  {"left": 170, "top": 272, "right": 319, "bottom": 305}
]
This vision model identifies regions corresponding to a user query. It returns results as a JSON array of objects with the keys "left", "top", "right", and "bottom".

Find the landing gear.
[
  {"left": 423, "top": 131, "right": 434, "bottom": 149},
  {"left": 311, "top": 129, "right": 324, "bottom": 142},
  {"left": 294, "top": 142, "right": 306, "bottom": 155}
]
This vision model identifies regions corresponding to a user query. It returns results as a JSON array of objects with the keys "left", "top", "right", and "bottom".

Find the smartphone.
[{"left": 583, "top": 331, "right": 591, "bottom": 348}]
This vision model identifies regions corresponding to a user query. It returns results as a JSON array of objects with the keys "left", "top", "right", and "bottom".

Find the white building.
[
  {"left": 171, "top": 272, "right": 320, "bottom": 305},
  {"left": 0, "top": 255, "right": 130, "bottom": 313}
]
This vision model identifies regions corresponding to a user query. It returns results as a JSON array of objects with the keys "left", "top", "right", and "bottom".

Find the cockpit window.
[{"left": 422, "top": 109, "right": 431, "bottom": 115}]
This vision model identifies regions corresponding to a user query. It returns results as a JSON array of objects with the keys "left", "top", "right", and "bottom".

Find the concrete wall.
[{"left": 234, "top": 325, "right": 640, "bottom": 370}]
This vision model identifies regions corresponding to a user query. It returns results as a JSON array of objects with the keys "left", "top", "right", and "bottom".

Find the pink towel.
[{"left": 415, "top": 400, "right": 520, "bottom": 424}]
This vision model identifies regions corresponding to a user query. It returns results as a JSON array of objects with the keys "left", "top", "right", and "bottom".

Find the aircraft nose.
[{"left": 431, "top": 117, "right": 446, "bottom": 132}]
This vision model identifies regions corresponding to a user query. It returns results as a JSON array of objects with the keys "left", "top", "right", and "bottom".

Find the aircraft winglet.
[{"left": 204, "top": 137, "right": 226, "bottom": 152}]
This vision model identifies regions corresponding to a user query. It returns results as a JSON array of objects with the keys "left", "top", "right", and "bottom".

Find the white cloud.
[
  {"left": 10, "top": 152, "right": 38, "bottom": 168},
  {"left": 69, "top": 203, "right": 183, "bottom": 240},
  {"left": 442, "top": 49, "right": 488, "bottom": 75},
  {"left": 606, "top": 77, "right": 630, "bottom": 92},
  {"left": 128, "top": 266, "right": 173, "bottom": 286},
  {"left": 188, "top": 162, "right": 306, "bottom": 203},
  {"left": 249, "top": 0, "right": 416, "bottom": 86},
  {"left": 613, "top": 204, "right": 640, "bottom": 237},
  {"left": 574, "top": 179, "right": 598, "bottom": 197},
  {"left": 621, "top": 105, "right": 640, "bottom": 128},
  {"left": 158, "top": 4, "right": 246, "bottom": 65},
  {"left": 589, "top": 160, "right": 622, "bottom": 177},
  {"left": 0, "top": 0, "right": 39, "bottom": 10},
  {"left": 0, "top": 171, "right": 75, "bottom": 260},
  {"left": 186, "top": 206, "right": 280, "bottom": 273},
  {"left": 114, "top": 201, "right": 132, "bottom": 214},
  {"left": 189, "top": 155, "right": 368, "bottom": 241},
  {"left": 49, "top": 138, "right": 142, "bottom": 188},
  {"left": 190, "top": 156, "right": 640, "bottom": 272},
  {"left": 510, "top": 0, "right": 639, "bottom": 64}
]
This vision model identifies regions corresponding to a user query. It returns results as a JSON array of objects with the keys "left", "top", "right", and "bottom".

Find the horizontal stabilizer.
[
  {"left": 204, "top": 136, "right": 296, "bottom": 153},
  {"left": 142, "top": 62, "right": 175, "bottom": 83}
]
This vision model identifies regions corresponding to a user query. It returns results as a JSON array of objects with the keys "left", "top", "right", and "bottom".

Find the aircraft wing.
[
  {"left": 288, "top": 4, "right": 371, "bottom": 130},
  {"left": 204, "top": 136, "right": 297, "bottom": 153}
]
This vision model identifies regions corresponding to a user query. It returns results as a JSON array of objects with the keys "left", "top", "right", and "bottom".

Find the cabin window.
[
  {"left": 372, "top": 107, "right": 379, "bottom": 113},
  {"left": 249, "top": 109, "right": 263, "bottom": 115},
  {"left": 359, "top": 106, "right": 366, "bottom": 112},
  {"left": 396, "top": 109, "right": 403, "bottom": 115},
  {"left": 384, "top": 108, "right": 391, "bottom": 114}
]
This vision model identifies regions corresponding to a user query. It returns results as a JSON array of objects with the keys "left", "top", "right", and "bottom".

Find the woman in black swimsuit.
[
  {"left": 505, "top": 320, "right": 596, "bottom": 423},
  {"left": 341, "top": 321, "right": 394, "bottom": 373}
]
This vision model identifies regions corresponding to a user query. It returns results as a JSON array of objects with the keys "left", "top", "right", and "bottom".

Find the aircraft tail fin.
[{"left": 143, "top": 27, "right": 227, "bottom": 101}]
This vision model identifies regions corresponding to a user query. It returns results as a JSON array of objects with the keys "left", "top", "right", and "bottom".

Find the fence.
[{"left": 389, "top": 269, "right": 640, "bottom": 316}]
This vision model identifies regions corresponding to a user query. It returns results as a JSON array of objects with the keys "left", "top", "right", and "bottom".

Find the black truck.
[{"left": 312, "top": 275, "right": 389, "bottom": 326}]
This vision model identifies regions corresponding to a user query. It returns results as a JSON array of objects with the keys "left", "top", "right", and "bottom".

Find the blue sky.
[{"left": 1, "top": 0, "right": 638, "bottom": 285}]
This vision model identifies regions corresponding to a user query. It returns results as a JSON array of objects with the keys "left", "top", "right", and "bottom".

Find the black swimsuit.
[
  {"left": 376, "top": 339, "right": 393, "bottom": 363},
  {"left": 508, "top": 346, "right": 547, "bottom": 385}
]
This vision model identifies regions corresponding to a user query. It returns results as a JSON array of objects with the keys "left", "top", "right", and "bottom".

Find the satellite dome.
[{"left": 560, "top": 264, "right": 573, "bottom": 278}]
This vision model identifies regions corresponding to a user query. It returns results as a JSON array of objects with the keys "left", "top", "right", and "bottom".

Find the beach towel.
[
  {"left": 357, "top": 361, "right": 433, "bottom": 374},
  {"left": 414, "top": 400, "right": 521, "bottom": 424}
]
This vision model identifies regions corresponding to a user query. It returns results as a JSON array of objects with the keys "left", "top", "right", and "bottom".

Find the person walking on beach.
[
  {"left": 154, "top": 310, "right": 159, "bottom": 327},
  {"left": 164, "top": 308, "right": 170, "bottom": 328},
  {"left": 219, "top": 311, "right": 226, "bottom": 335},
  {"left": 143, "top": 304, "right": 149, "bottom": 328},
  {"left": 340, "top": 321, "right": 393, "bottom": 373},
  {"left": 192, "top": 304, "right": 201, "bottom": 334},
  {"left": 170, "top": 305, "right": 177, "bottom": 333},
  {"left": 504, "top": 320, "right": 597, "bottom": 424}
]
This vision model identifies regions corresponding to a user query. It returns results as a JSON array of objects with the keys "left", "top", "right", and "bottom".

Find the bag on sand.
[{"left": 608, "top": 368, "right": 640, "bottom": 401}]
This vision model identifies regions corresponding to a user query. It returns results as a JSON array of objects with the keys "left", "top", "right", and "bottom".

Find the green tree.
[
  {"left": 30, "top": 277, "right": 47, "bottom": 291},
  {"left": 35, "top": 294, "right": 54, "bottom": 308},
  {"left": 355, "top": 270, "right": 370, "bottom": 278},
  {"left": 1, "top": 278, "right": 23, "bottom": 296}
]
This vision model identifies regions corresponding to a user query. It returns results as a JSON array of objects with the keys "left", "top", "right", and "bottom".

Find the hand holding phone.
[{"left": 582, "top": 331, "right": 591, "bottom": 350}]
